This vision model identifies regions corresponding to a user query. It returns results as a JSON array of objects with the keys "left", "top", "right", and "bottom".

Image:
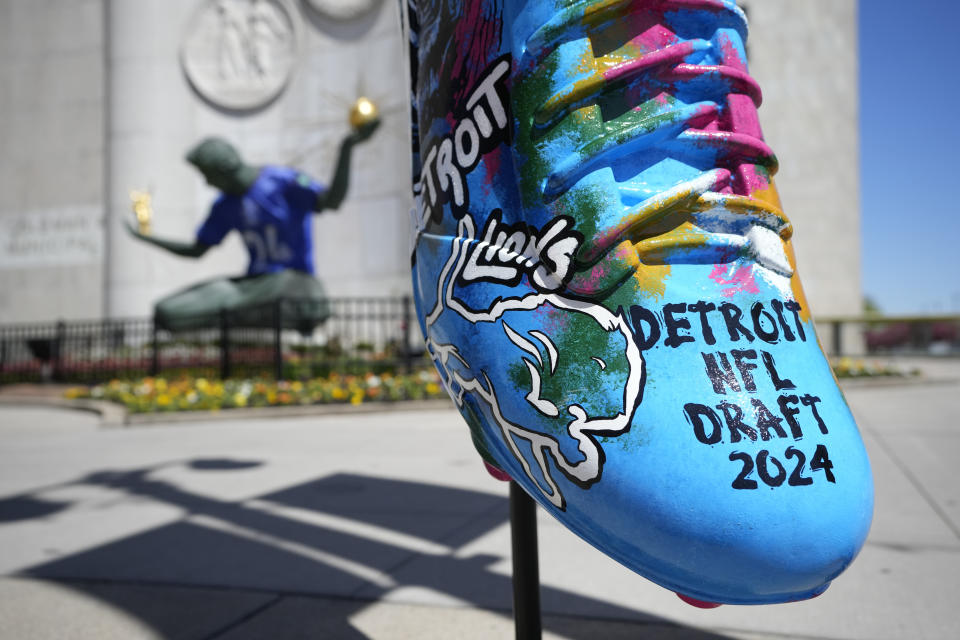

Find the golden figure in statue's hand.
[{"left": 130, "top": 189, "right": 153, "bottom": 235}]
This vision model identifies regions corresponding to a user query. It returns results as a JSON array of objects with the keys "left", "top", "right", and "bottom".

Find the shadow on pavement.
[
  {"left": 9, "top": 458, "right": 735, "bottom": 639},
  {"left": 0, "top": 495, "right": 70, "bottom": 523}
]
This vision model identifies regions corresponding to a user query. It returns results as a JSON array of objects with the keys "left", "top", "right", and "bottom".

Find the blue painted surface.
[{"left": 406, "top": 0, "right": 873, "bottom": 604}]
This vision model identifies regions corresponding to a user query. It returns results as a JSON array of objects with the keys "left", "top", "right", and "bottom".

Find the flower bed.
[
  {"left": 64, "top": 358, "right": 920, "bottom": 414},
  {"left": 66, "top": 371, "right": 447, "bottom": 413},
  {"left": 830, "top": 357, "right": 919, "bottom": 379}
]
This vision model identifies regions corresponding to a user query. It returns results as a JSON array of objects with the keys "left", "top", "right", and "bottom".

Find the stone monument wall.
[
  {"left": 0, "top": 1, "right": 106, "bottom": 323},
  {"left": 106, "top": 0, "right": 412, "bottom": 318},
  {"left": 745, "top": 0, "right": 861, "bottom": 319},
  {"left": 0, "top": 0, "right": 860, "bottom": 326}
]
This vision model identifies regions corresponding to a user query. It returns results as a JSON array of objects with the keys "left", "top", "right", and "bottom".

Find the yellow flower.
[
  {"left": 232, "top": 393, "right": 247, "bottom": 407},
  {"left": 155, "top": 378, "right": 168, "bottom": 392},
  {"left": 331, "top": 387, "right": 347, "bottom": 400},
  {"left": 425, "top": 382, "right": 440, "bottom": 395},
  {"left": 195, "top": 378, "right": 210, "bottom": 392},
  {"left": 157, "top": 394, "right": 171, "bottom": 407},
  {"left": 291, "top": 380, "right": 303, "bottom": 392},
  {"left": 64, "top": 387, "right": 85, "bottom": 399},
  {"left": 350, "top": 390, "right": 364, "bottom": 405}
]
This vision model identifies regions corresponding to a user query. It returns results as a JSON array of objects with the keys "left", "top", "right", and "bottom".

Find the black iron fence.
[
  {"left": 817, "top": 314, "right": 960, "bottom": 357},
  {"left": 0, "top": 297, "right": 424, "bottom": 385},
  {"left": 8, "top": 304, "right": 954, "bottom": 386}
]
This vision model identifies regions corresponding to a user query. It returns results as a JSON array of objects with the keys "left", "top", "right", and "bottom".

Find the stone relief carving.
[
  {"left": 181, "top": 0, "right": 300, "bottom": 110},
  {"left": 304, "top": 0, "right": 384, "bottom": 22}
]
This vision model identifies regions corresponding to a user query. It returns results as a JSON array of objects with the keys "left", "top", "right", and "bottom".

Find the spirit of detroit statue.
[{"left": 126, "top": 119, "right": 378, "bottom": 331}]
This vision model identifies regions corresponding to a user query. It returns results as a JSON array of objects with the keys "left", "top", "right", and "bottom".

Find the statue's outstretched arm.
[
  {"left": 313, "top": 120, "right": 380, "bottom": 212},
  {"left": 124, "top": 219, "right": 211, "bottom": 258}
]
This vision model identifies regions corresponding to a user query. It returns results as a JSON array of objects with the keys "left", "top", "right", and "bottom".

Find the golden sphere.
[{"left": 349, "top": 97, "right": 380, "bottom": 130}]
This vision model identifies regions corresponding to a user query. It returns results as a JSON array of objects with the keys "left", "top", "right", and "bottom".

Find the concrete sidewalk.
[{"left": 0, "top": 374, "right": 958, "bottom": 639}]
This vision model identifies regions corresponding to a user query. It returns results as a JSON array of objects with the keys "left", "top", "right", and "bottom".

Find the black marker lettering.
[
  {"left": 751, "top": 302, "right": 779, "bottom": 343},
  {"left": 761, "top": 350, "right": 796, "bottom": 390},
  {"left": 770, "top": 299, "right": 796, "bottom": 341},
  {"left": 629, "top": 305, "right": 661, "bottom": 351},
  {"left": 684, "top": 403, "right": 723, "bottom": 445},
  {"left": 688, "top": 300, "right": 717, "bottom": 345},
  {"left": 702, "top": 352, "right": 741, "bottom": 394},
  {"left": 718, "top": 401, "right": 758, "bottom": 443},
  {"left": 800, "top": 394, "right": 828, "bottom": 434},
  {"left": 783, "top": 301, "right": 806, "bottom": 341},
  {"left": 732, "top": 349, "right": 759, "bottom": 392},
  {"left": 720, "top": 302, "right": 755, "bottom": 342},
  {"left": 777, "top": 394, "right": 803, "bottom": 440},
  {"left": 663, "top": 303, "right": 694, "bottom": 348},
  {"left": 751, "top": 398, "right": 788, "bottom": 441}
]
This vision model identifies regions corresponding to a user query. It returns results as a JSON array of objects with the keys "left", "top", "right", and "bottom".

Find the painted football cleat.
[{"left": 403, "top": 0, "right": 873, "bottom": 604}]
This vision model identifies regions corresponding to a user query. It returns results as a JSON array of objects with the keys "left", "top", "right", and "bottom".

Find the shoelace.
[{"left": 523, "top": 0, "right": 792, "bottom": 272}]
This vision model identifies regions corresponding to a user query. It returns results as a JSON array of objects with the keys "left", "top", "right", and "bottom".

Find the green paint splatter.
[
  {"left": 539, "top": 311, "right": 631, "bottom": 419},
  {"left": 507, "top": 360, "right": 529, "bottom": 390},
  {"left": 462, "top": 400, "right": 499, "bottom": 467}
]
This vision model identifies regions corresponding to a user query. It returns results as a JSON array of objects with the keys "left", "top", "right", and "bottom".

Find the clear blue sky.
[{"left": 859, "top": 0, "right": 960, "bottom": 315}]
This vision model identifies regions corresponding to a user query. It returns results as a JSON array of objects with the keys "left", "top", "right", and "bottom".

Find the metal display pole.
[{"left": 510, "top": 481, "right": 542, "bottom": 640}]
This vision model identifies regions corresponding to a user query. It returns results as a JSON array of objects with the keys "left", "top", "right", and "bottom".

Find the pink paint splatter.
[
  {"left": 450, "top": 1, "right": 503, "bottom": 106},
  {"left": 484, "top": 461, "right": 512, "bottom": 482},
  {"left": 676, "top": 592, "right": 722, "bottom": 608},
  {"left": 629, "top": 24, "right": 678, "bottom": 54},
  {"left": 709, "top": 263, "right": 759, "bottom": 297},
  {"left": 713, "top": 31, "right": 773, "bottom": 197}
]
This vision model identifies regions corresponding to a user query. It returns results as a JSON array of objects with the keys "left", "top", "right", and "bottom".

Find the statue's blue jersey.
[{"left": 196, "top": 166, "right": 324, "bottom": 275}]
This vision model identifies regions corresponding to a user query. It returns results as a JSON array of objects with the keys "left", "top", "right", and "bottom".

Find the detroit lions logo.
[{"left": 422, "top": 215, "right": 645, "bottom": 509}]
